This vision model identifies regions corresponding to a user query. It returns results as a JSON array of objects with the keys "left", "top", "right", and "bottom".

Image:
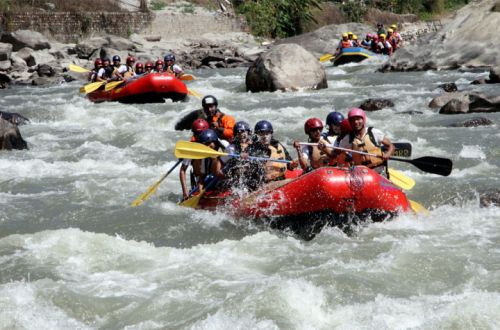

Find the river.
[{"left": 1, "top": 62, "right": 499, "bottom": 329}]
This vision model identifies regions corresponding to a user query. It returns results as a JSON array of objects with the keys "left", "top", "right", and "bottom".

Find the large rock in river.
[
  {"left": 0, "top": 117, "right": 28, "bottom": 150},
  {"left": 1, "top": 30, "right": 51, "bottom": 51},
  {"left": 245, "top": 44, "right": 327, "bottom": 92}
]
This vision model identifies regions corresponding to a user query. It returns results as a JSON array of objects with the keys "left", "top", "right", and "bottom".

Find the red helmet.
[
  {"left": 145, "top": 61, "right": 154, "bottom": 69},
  {"left": 304, "top": 117, "right": 324, "bottom": 134},
  {"left": 155, "top": 59, "right": 164, "bottom": 66},
  {"left": 135, "top": 62, "right": 144, "bottom": 69},
  {"left": 347, "top": 108, "right": 366, "bottom": 125},
  {"left": 340, "top": 118, "right": 352, "bottom": 134},
  {"left": 126, "top": 56, "right": 136, "bottom": 65},
  {"left": 94, "top": 58, "right": 103, "bottom": 67},
  {"left": 191, "top": 118, "right": 210, "bottom": 134}
]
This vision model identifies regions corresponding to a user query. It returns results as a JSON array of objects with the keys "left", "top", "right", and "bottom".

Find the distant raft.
[
  {"left": 86, "top": 73, "right": 188, "bottom": 103},
  {"left": 332, "top": 47, "right": 376, "bottom": 66}
]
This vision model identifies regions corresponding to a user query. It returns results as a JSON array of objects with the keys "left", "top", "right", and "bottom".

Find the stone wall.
[{"left": 0, "top": 12, "right": 154, "bottom": 43}]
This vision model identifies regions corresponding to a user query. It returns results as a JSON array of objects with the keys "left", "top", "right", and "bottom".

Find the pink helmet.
[
  {"left": 367, "top": 33, "right": 372, "bottom": 38},
  {"left": 348, "top": 108, "right": 366, "bottom": 125}
]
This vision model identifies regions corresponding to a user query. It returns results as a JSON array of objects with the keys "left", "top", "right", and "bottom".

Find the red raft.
[
  {"left": 87, "top": 73, "right": 188, "bottom": 103},
  {"left": 197, "top": 166, "right": 411, "bottom": 238}
]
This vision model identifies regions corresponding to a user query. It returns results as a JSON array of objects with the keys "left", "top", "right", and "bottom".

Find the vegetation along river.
[{"left": 0, "top": 62, "right": 499, "bottom": 328}]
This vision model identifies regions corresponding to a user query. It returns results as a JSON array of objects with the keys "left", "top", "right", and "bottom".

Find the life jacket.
[
  {"left": 307, "top": 138, "right": 331, "bottom": 170},
  {"left": 207, "top": 111, "right": 235, "bottom": 142},
  {"left": 388, "top": 36, "right": 398, "bottom": 50},
  {"left": 265, "top": 143, "right": 287, "bottom": 182},
  {"left": 349, "top": 127, "right": 384, "bottom": 168},
  {"left": 165, "top": 65, "right": 175, "bottom": 75},
  {"left": 341, "top": 40, "right": 352, "bottom": 49}
]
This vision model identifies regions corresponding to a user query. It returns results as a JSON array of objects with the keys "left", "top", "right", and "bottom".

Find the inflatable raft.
[
  {"left": 87, "top": 73, "right": 188, "bottom": 103},
  {"left": 197, "top": 166, "right": 411, "bottom": 238},
  {"left": 332, "top": 47, "right": 375, "bottom": 66}
]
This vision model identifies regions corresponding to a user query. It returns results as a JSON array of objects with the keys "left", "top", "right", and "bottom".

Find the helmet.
[
  {"left": 198, "top": 129, "right": 218, "bottom": 144},
  {"left": 164, "top": 54, "right": 175, "bottom": 62},
  {"left": 254, "top": 120, "right": 273, "bottom": 134},
  {"left": 387, "top": 28, "right": 393, "bottom": 33},
  {"left": 135, "top": 62, "right": 144, "bottom": 69},
  {"left": 304, "top": 118, "right": 324, "bottom": 134},
  {"left": 326, "top": 111, "right": 345, "bottom": 126},
  {"left": 233, "top": 121, "right": 251, "bottom": 134},
  {"left": 390, "top": 24, "right": 397, "bottom": 29},
  {"left": 340, "top": 118, "right": 352, "bottom": 134},
  {"left": 102, "top": 57, "right": 111, "bottom": 63},
  {"left": 342, "top": 33, "right": 348, "bottom": 38},
  {"left": 145, "top": 61, "right": 154, "bottom": 69},
  {"left": 112, "top": 55, "right": 121, "bottom": 62},
  {"left": 191, "top": 118, "right": 210, "bottom": 134},
  {"left": 379, "top": 33, "right": 386, "bottom": 38},
  {"left": 353, "top": 35, "right": 358, "bottom": 40},
  {"left": 155, "top": 59, "right": 164, "bottom": 66},
  {"left": 347, "top": 107, "right": 366, "bottom": 124},
  {"left": 348, "top": 31, "right": 353, "bottom": 35},
  {"left": 202, "top": 95, "right": 218, "bottom": 108},
  {"left": 366, "top": 33, "right": 373, "bottom": 38},
  {"left": 126, "top": 56, "right": 136, "bottom": 64},
  {"left": 94, "top": 58, "right": 103, "bottom": 67},
  {"left": 377, "top": 22, "right": 383, "bottom": 27}
]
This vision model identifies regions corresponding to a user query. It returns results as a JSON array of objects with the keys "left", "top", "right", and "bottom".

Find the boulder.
[
  {"left": 31, "top": 76, "right": 56, "bottom": 86},
  {"left": 16, "top": 47, "right": 36, "bottom": 66},
  {"left": 0, "top": 42, "right": 12, "bottom": 61},
  {"left": 439, "top": 99, "right": 470, "bottom": 114},
  {"left": 429, "top": 92, "right": 480, "bottom": 108},
  {"left": 0, "top": 111, "right": 30, "bottom": 125},
  {"left": 488, "top": 65, "right": 500, "bottom": 83},
  {"left": 245, "top": 44, "right": 327, "bottom": 92},
  {"left": 107, "top": 36, "right": 136, "bottom": 51},
  {"left": 0, "top": 118, "right": 28, "bottom": 150},
  {"left": 0, "top": 72, "right": 11, "bottom": 84},
  {"left": 0, "top": 60, "right": 11, "bottom": 71},
  {"left": 449, "top": 117, "right": 494, "bottom": 127},
  {"left": 438, "top": 93, "right": 500, "bottom": 114},
  {"left": 438, "top": 82, "right": 458, "bottom": 92},
  {"left": 74, "top": 37, "right": 108, "bottom": 59},
  {"left": 359, "top": 98, "right": 394, "bottom": 111},
  {"left": 0, "top": 30, "right": 51, "bottom": 51},
  {"left": 37, "top": 64, "right": 55, "bottom": 77},
  {"left": 479, "top": 189, "right": 500, "bottom": 208}
]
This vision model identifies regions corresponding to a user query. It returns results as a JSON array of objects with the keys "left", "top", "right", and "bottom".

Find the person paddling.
[
  {"left": 293, "top": 118, "right": 331, "bottom": 172},
  {"left": 88, "top": 58, "right": 103, "bottom": 82},
  {"left": 154, "top": 59, "right": 164, "bottom": 73},
  {"left": 96, "top": 57, "right": 113, "bottom": 82},
  {"left": 145, "top": 61, "right": 154, "bottom": 74},
  {"left": 222, "top": 121, "right": 254, "bottom": 190},
  {"left": 111, "top": 55, "right": 127, "bottom": 80},
  {"left": 124, "top": 56, "right": 136, "bottom": 78},
  {"left": 334, "top": 108, "right": 395, "bottom": 176},
  {"left": 163, "top": 54, "right": 184, "bottom": 78},
  {"left": 322, "top": 111, "right": 345, "bottom": 145},
  {"left": 135, "top": 62, "right": 144, "bottom": 75}
]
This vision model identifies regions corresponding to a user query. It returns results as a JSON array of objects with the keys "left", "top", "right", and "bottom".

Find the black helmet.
[
  {"left": 164, "top": 54, "right": 175, "bottom": 62},
  {"left": 254, "top": 120, "right": 273, "bottom": 134},
  {"left": 326, "top": 111, "right": 345, "bottom": 126},
  {"left": 233, "top": 121, "right": 251, "bottom": 135},
  {"left": 198, "top": 129, "right": 218, "bottom": 144},
  {"left": 202, "top": 95, "right": 218, "bottom": 109},
  {"left": 112, "top": 55, "right": 121, "bottom": 62}
]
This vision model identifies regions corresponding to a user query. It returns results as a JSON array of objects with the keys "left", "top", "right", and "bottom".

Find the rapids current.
[{"left": 0, "top": 62, "right": 499, "bottom": 329}]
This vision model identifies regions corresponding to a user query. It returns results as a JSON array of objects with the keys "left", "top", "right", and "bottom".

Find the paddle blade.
[
  {"left": 388, "top": 168, "right": 415, "bottom": 190},
  {"left": 409, "top": 200, "right": 429, "bottom": 215},
  {"left": 131, "top": 181, "right": 162, "bottom": 207},
  {"left": 83, "top": 81, "right": 105, "bottom": 94},
  {"left": 392, "top": 142, "right": 412, "bottom": 157},
  {"left": 319, "top": 54, "right": 334, "bottom": 62},
  {"left": 180, "top": 74, "right": 195, "bottom": 81},
  {"left": 188, "top": 88, "right": 202, "bottom": 99},
  {"left": 69, "top": 64, "right": 90, "bottom": 73},
  {"left": 179, "top": 190, "right": 204, "bottom": 208},
  {"left": 409, "top": 156, "right": 453, "bottom": 176},
  {"left": 104, "top": 81, "right": 124, "bottom": 91},
  {"left": 175, "top": 141, "right": 227, "bottom": 159}
]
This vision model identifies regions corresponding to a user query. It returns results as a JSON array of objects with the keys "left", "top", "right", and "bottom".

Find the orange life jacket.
[{"left": 349, "top": 127, "right": 384, "bottom": 168}]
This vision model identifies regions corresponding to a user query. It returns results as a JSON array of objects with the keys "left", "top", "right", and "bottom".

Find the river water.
[{"left": 1, "top": 61, "right": 499, "bottom": 329}]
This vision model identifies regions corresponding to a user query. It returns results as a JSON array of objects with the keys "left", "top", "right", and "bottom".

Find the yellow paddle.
[
  {"left": 131, "top": 159, "right": 183, "bottom": 207},
  {"left": 104, "top": 80, "right": 125, "bottom": 92},
  {"left": 179, "top": 74, "right": 195, "bottom": 81},
  {"left": 387, "top": 168, "right": 415, "bottom": 190},
  {"left": 319, "top": 53, "right": 334, "bottom": 62},
  {"left": 81, "top": 81, "right": 105, "bottom": 94},
  {"left": 179, "top": 189, "right": 205, "bottom": 208},
  {"left": 188, "top": 89, "right": 202, "bottom": 100},
  {"left": 69, "top": 63, "right": 90, "bottom": 73},
  {"left": 409, "top": 200, "right": 429, "bottom": 215}
]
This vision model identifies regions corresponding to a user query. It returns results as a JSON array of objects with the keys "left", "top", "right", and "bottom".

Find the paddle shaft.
[
  {"left": 228, "top": 153, "right": 291, "bottom": 164},
  {"left": 299, "top": 143, "right": 452, "bottom": 176}
]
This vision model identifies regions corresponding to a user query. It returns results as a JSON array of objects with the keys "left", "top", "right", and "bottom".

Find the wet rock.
[
  {"left": 1, "top": 30, "right": 51, "bottom": 51},
  {"left": 145, "top": 35, "right": 161, "bottom": 42},
  {"left": 74, "top": 37, "right": 108, "bottom": 59},
  {"left": 429, "top": 92, "right": 479, "bottom": 108},
  {"left": 0, "top": 42, "right": 12, "bottom": 61},
  {"left": 31, "top": 76, "right": 55, "bottom": 86},
  {"left": 438, "top": 83, "right": 458, "bottom": 92},
  {"left": 359, "top": 98, "right": 394, "bottom": 111},
  {"left": 471, "top": 78, "right": 487, "bottom": 85},
  {"left": 0, "top": 118, "right": 28, "bottom": 150},
  {"left": 16, "top": 47, "right": 36, "bottom": 67},
  {"left": 0, "top": 72, "right": 11, "bottom": 84},
  {"left": 439, "top": 99, "right": 469, "bottom": 114},
  {"left": 246, "top": 44, "right": 327, "bottom": 92},
  {"left": 488, "top": 65, "right": 500, "bottom": 83},
  {"left": 0, "top": 111, "right": 30, "bottom": 125},
  {"left": 37, "top": 64, "right": 55, "bottom": 77},
  {"left": 479, "top": 189, "right": 500, "bottom": 208},
  {"left": 398, "top": 110, "right": 424, "bottom": 115},
  {"left": 107, "top": 36, "right": 136, "bottom": 51},
  {"left": 449, "top": 117, "right": 494, "bottom": 127},
  {"left": 0, "top": 60, "right": 11, "bottom": 71}
]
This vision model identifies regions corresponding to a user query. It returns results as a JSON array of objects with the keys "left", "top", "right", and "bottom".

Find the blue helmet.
[
  {"left": 164, "top": 54, "right": 175, "bottom": 62},
  {"left": 233, "top": 121, "right": 251, "bottom": 134},
  {"left": 198, "top": 129, "right": 218, "bottom": 144},
  {"left": 254, "top": 120, "right": 273, "bottom": 134},
  {"left": 326, "top": 111, "right": 345, "bottom": 126},
  {"left": 112, "top": 55, "right": 121, "bottom": 62}
]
